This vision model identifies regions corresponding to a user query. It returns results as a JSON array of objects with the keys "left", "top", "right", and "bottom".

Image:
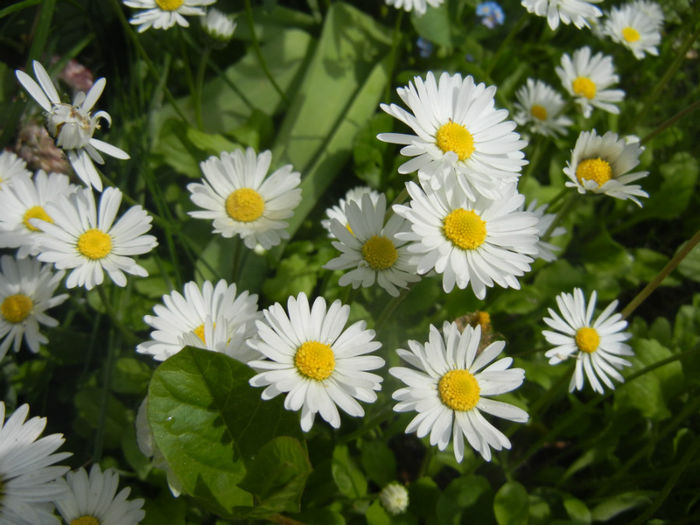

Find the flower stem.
[
  {"left": 376, "top": 286, "right": 412, "bottom": 329},
  {"left": 194, "top": 46, "right": 211, "bottom": 130},
  {"left": 485, "top": 13, "right": 527, "bottom": 76},
  {"left": 621, "top": 229, "right": 700, "bottom": 319},
  {"left": 383, "top": 10, "right": 404, "bottom": 103},
  {"left": 542, "top": 192, "right": 577, "bottom": 241},
  {"left": 641, "top": 98, "right": 700, "bottom": 145}
]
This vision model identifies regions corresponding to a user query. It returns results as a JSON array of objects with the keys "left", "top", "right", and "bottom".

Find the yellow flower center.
[
  {"left": 438, "top": 369, "right": 480, "bottom": 411},
  {"left": 572, "top": 76, "right": 597, "bottom": 100},
  {"left": 576, "top": 158, "right": 613, "bottom": 187},
  {"left": 575, "top": 327, "right": 600, "bottom": 353},
  {"left": 294, "top": 341, "right": 335, "bottom": 381},
  {"left": 435, "top": 121, "right": 475, "bottom": 161},
  {"left": 22, "top": 205, "right": 53, "bottom": 232},
  {"left": 193, "top": 324, "right": 206, "bottom": 344},
  {"left": 1, "top": 294, "right": 33, "bottom": 324},
  {"left": 530, "top": 104, "right": 548, "bottom": 121},
  {"left": 362, "top": 235, "right": 398, "bottom": 270},
  {"left": 71, "top": 516, "right": 100, "bottom": 525},
  {"left": 443, "top": 209, "right": 487, "bottom": 250},
  {"left": 622, "top": 26, "right": 640, "bottom": 43},
  {"left": 155, "top": 0, "right": 183, "bottom": 10},
  {"left": 77, "top": 229, "right": 112, "bottom": 260},
  {"left": 476, "top": 311, "right": 491, "bottom": 331},
  {"left": 225, "top": 188, "right": 265, "bottom": 223}
]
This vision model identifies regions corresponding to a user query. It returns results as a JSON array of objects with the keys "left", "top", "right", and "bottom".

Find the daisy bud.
[{"left": 379, "top": 482, "right": 409, "bottom": 515}]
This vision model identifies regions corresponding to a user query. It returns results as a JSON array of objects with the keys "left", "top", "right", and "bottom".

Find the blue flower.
[
  {"left": 476, "top": 1, "right": 505, "bottom": 29},
  {"left": 416, "top": 37, "right": 434, "bottom": 58}
]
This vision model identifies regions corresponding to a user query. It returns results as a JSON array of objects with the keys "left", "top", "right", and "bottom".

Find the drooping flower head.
[
  {"left": 513, "top": 79, "right": 573, "bottom": 138},
  {"left": 15, "top": 61, "right": 129, "bottom": 191},
  {"left": 123, "top": 0, "right": 216, "bottom": 32},
  {"left": 248, "top": 293, "right": 384, "bottom": 431},
  {"left": 564, "top": 130, "right": 649, "bottom": 206},
  {"left": 378, "top": 72, "right": 527, "bottom": 200},
  {"left": 521, "top": 0, "right": 603, "bottom": 31},
  {"left": 390, "top": 322, "right": 528, "bottom": 462},
  {"left": 543, "top": 288, "right": 633, "bottom": 393},
  {"left": 555, "top": 47, "right": 625, "bottom": 118}
]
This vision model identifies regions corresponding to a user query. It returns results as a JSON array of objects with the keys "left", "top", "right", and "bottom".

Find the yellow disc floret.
[
  {"left": 225, "top": 188, "right": 265, "bottom": 223},
  {"left": 1, "top": 294, "right": 33, "bottom": 324},
  {"left": 572, "top": 77, "right": 597, "bottom": 100},
  {"left": 436, "top": 121, "right": 475, "bottom": 161},
  {"left": 193, "top": 324, "right": 206, "bottom": 344},
  {"left": 575, "top": 327, "right": 600, "bottom": 353},
  {"left": 22, "top": 205, "right": 53, "bottom": 232},
  {"left": 362, "top": 235, "right": 398, "bottom": 270},
  {"left": 155, "top": 0, "right": 184, "bottom": 10},
  {"left": 443, "top": 209, "right": 487, "bottom": 250},
  {"left": 295, "top": 341, "right": 335, "bottom": 381},
  {"left": 530, "top": 104, "right": 548, "bottom": 121},
  {"left": 622, "top": 27, "right": 641, "bottom": 43},
  {"left": 576, "top": 158, "right": 613, "bottom": 187},
  {"left": 77, "top": 229, "right": 112, "bottom": 260},
  {"left": 70, "top": 516, "right": 101, "bottom": 525},
  {"left": 438, "top": 369, "right": 480, "bottom": 411}
]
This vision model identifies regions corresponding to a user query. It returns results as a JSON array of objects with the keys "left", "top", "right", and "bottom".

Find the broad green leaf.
[
  {"left": 148, "top": 347, "right": 302, "bottom": 515},
  {"left": 494, "top": 481, "right": 529, "bottom": 525},
  {"left": 437, "top": 475, "right": 491, "bottom": 525},
  {"left": 240, "top": 436, "right": 312, "bottom": 516},
  {"left": 562, "top": 494, "right": 591, "bottom": 524},
  {"left": 678, "top": 241, "right": 700, "bottom": 283},
  {"left": 528, "top": 494, "right": 551, "bottom": 525},
  {"left": 331, "top": 444, "right": 367, "bottom": 498},
  {"left": 590, "top": 491, "right": 655, "bottom": 522},
  {"left": 185, "top": 127, "right": 239, "bottom": 156},
  {"left": 533, "top": 260, "right": 585, "bottom": 298},
  {"left": 409, "top": 476, "right": 440, "bottom": 520},
  {"left": 262, "top": 253, "right": 318, "bottom": 303},
  {"left": 360, "top": 441, "right": 396, "bottom": 487},
  {"left": 627, "top": 248, "right": 680, "bottom": 287},
  {"left": 366, "top": 500, "right": 392, "bottom": 525},
  {"left": 142, "top": 490, "right": 187, "bottom": 525},
  {"left": 410, "top": 1, "right": 453, "bottom": 47},
  {"left": 352, "top": 112, "right": 393, "bottom": 188},
  {"left": 233, "top": 5, "right": 317, "bottom": 41},
  {"left": 673, "top": 295, "right": 700, "bottom": 352},
  {"left": 291, "top": 507, "right": 346, "bottom": 525},
  {"left": 111, "top": 357, "right": 152, "bottom": 395},
  {"left": 634, "top": 152, "right": 698, "bottom": 222},
  {"left": 74, "top": 387, "right": 130, "bottom": 449}
]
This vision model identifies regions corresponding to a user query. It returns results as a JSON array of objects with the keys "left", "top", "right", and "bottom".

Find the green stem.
[
  {"left": 542, "top": 192, "right": 577, "bottom": 241},
  {"left": 621, "top": 229, "right": 700, "bottom": 319},
  {"left": 243, "top": 0, "right": 288, "bottom": 104},
  {"left": 231, "top": 236, "right": 243, "bottom": 282},
  {"left": 640, "top": 99, "right": 700, "bottom": 145},
  {"left": 485, "top": 13, "right": 527, "bottom": 77},
  {"left": 194, "top": 46, "right": 211, "bottom": 130},
  {"left": 96, "top": 286, "right": 138, "bottom": 344},
  {"left": 383, "top": 10, "right": 404, "bottom": 103},
  {"left": 521, "top": 135, "right": 545, "bottom": 183},
  {"left": 376, "top": 286, "right": 412, "bottom": 329}
]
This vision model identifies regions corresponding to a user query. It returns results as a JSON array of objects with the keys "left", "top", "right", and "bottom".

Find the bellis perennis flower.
[
  {"left": 521, "top": 0, "right": 603, "bottom": 31},
  {"left": 124, "top": 0, "right": 216, "bottom": 33},
  {"left": 385, "top": 0, "right": 443, "bottom": 16},
  {"left": 15, "top": 61, "right": 129, "bottom": 191},
  {"left": 604, "top": 4, "right": 661, "bottom": 60}
]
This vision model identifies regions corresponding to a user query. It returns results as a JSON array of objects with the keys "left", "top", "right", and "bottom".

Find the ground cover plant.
[{"left": 0, "top": 0, "right": 699, "bottom": 523}]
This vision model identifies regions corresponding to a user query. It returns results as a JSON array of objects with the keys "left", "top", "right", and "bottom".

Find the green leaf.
[
  {"left": 410, "top": 1, "right": 453, "bottom": 47},
  {"left": 635, "top": 152, "right": 698, "bottom": 221},
  {"left": 142, "top": 490, "right": 187, "bottom": 525},
  {"left": 360, "top": 441, "right": 396, "bottom": 487},
  {"left": 185, "top": 127, "right": 239, "bottom": 156},
  {"left": 148, "top": 347, "right": 302, "bottom": 515},
  {"left": 628, "top": 249, "right": 680, "bottom": 287},
  {"left": 528, "top": 494, "right": 551, "bottom": 525},
  {"left": 331, "top": 444, "right": 367, "bottom": 499},
  {"left": 437, "top": 475, "right": 491, "bottom": 525},
  {"left": 111, "top": 357, "right": 152, "bottom": 395},
  {"left": 678, "top": 241, "right": 700, "bottom": 283},
  {"left": 74, "top": 387, "right": 130, "bottom": 449},
  {"left": 352, "top": 112, "right": 393, "bottom": 188},
  {"left": 262, "top": 253, "right": 319, "bottom": 303},
  {"left": 590, "top": 491, "right": 655, "bottom": 522},
  {"left": 366, "top": 500, "right": 392, "bottom": 525},
  {"left": 409, "top": 476, "right": 440, "bottom": 520},
  {"left": 240, "top": 436, "right": 312, "bottom": 516},
  {"left": 493, "top": 481, "right": 529, "bottom": 525},
  {"left": 562, "top": 494, "right": 591, "bottom": 524}
]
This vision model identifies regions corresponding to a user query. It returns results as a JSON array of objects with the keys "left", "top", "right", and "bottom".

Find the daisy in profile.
[
  {"left": 0, "top": 255, "right": 68, "bottom": 360},
  {"left": 543, "top": 288, "right": 633, "bottom": 393},
  {"left": 123, "top": 0, "right": 216, "bottom": 32},
  {"left": 188, "top": 148, "right": 302, "bottom": 250},
  {"left": 604, "top": 4, "right": 661, "bottom": 59},
  {"left": 556, "top": 47, "right": 625, "bottom": 118},
  {"left": 324, "top": 193, "right": 420, "bottom": 297},
  {"left": 248, "top": 293, "right": 384, "bottom": 432},
  {"left": 201, "top": 7, "right": 237, "bottom": 44},
  {"left": 564, "top": 130, "right": 649, "bottom": 206},
  {"left": 524, "top": 200, "right": 567, "bottom": 262},
  {"left": 513, "top": 79, "right": 573, "bottom": 138},
  {"left": 320, "top": 186, "right": 381, "bottom": 238},
  {"left": 15, "top": 61, "right": 129, "bottom": 191},
  {"left": 385, "top": 0, "right": 444, "bottom": 16},
  {"left": 521, "top": 0, "right": 602, "bottom": 30},
  {"left": 378, "top": 72, "right": 527, "bottom": 200},
  {"left": 137, "top": 279, "right": 260, "bottom": 363},
  {"left": 0, "top": 150, "right": 31, "bottom": 190},
  {"left": 54, "top": 464, "right": 145, "bottom": 525},
  {"left": 0, "top": 402, "right": 70, "bottom": 525},
  {"left": 0, "top": 170, "right": 77, "bottom": 258},
  {"left": 34, "top": 186, "right": 158, "bottom": 289},
  {"left": 394, "top": 179, "right": 539, "bottom": 298},
  {"left": 390, "top": 322, "right": 528, "bottom": 462}
]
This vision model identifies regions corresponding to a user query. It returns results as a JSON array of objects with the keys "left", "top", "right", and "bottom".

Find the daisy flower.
[
  {"left": 137, "top": 279, "right": 260, "bottom": 363},
  {"left": 248, "top": 293, "right": 384, "bottom": 432},
  {"left": 0, "top": 402, "right": 70, "bottom": 525},
  {"left": 201, "top": 8, "right": 237, "bottom": 43},
  {"left": 390, "top": 322, "right": 528, "bottom": 462},
  {"left": 123, "top": 0, "right": 216, "bottom": 33},
  {"left": 378, "top": 72, "right": 527, "bottom": 200},
  {"left": 0, "top": 255, "right": 68, "bottom": 360},
  {"left": 543, "top": 288, "right": 633, "bottom": 393},
  {"left": 54, "top": 464, "right": 145, "bottom": 525},
  {"left": 320, "top": 186, "right": 381, "bottom": 238},
  {"left": 324, "top": 193, "right": 420, "bottom": 297},
  {"left": 34, "top": 186, "right": 158, "bottom": 290},
  {"left": 188, "top": 148, "right": 302, "bottom": 250},
  {"left": 0, "top": 170, "right": 77, "bottom": 259},
  {"left": 15, "top": 61, "right": 129, "bottom": 192},
  {"left": 385, "top": 0, "right": 444, "bottom": 16},
  {"left": 524, "top": 199, "right": 566, "bottom": 262},
  {"left": 556, "top": 47, "right": 625, "bottom": 118},
  {"left": 513, "top": 79, "right": 573, "bottom": 138},
  {"left": 563, "top": 130, "right": 649, "bottom": 206},
  {"left": 604, "top": 4, "right": 661, "bottom": 59},
  {"left": 0, "top": 150, "right": 31, "bottom": 191},
  {"left": 521, "top": 0, "right": 602, "bottom": 30},
  {"left": 631, "top": 0, "right": 664, "bottom": 28},
  {"left": 393, "top": 179, "right": 539, "bottom": 298}
]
